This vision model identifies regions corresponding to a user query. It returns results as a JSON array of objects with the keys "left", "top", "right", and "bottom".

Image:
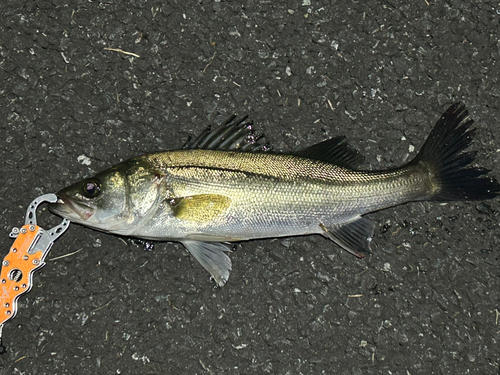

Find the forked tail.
[{"left": 409, "top": 103, "right": 499, "bottom": 201}]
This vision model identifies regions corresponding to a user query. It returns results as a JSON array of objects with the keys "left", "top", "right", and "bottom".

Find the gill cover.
[{"left": 49, "top": 159, "right": 166, "bottom": 235}]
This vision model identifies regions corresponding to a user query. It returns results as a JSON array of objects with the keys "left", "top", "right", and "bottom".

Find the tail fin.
[{"left": 410, "top": 103, "right": 500, "bottom": 201}]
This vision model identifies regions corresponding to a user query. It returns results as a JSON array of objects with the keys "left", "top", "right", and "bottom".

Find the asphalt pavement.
[{"left": 0, "top": 1, "right": 499, "bottom": 374}]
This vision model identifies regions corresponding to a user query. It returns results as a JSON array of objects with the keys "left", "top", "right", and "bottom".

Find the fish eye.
[{"left": 81, "top": 178, "right": 102, "bottom": 198}]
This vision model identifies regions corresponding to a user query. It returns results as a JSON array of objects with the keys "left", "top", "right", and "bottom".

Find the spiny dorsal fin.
[
  {"left": 182, "top": 115, "right": 270, "bottom": 152},
  {"left": 293, "top": 136, "right": 364, "bottom": 169}
]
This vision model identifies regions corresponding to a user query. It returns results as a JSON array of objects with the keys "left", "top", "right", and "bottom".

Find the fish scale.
[
  {"left": 152, "top": 150, "right": 429, "bottom": 220},
  {"left": 49, "top": 104, "right": 500, "bottom": 287}
]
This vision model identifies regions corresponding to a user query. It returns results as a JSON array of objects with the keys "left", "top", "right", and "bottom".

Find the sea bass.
[{"left": 49, "top": 104, "right": 499, "bottom": 287}]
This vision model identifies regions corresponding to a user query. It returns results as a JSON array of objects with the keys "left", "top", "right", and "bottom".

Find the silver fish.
[{"left": 49, "top": 104, "right": 499, "bottom": 286}]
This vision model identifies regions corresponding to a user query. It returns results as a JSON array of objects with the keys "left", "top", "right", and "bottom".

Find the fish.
[{"left": 49, "top": 103, "right": 500, "bottom": 287}]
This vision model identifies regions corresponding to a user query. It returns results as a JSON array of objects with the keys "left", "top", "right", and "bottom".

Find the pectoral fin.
[
  {"left": 182, "top": 240, "right": 232, "bottom": 287},
  {"left": 320, "top": 217, "right": 375, "bottom": 258},
  {"left": 170, "top": 194, "right": 231, "bottom": 223}
]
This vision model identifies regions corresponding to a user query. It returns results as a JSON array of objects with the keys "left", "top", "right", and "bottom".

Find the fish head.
[{"left": 49, "top": 158, "right": 165, "bottom": 234}]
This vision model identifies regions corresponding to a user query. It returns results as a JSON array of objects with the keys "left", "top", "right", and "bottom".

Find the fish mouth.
[{"left": 49, "top": 193, "right": 94, "bottom": 221}]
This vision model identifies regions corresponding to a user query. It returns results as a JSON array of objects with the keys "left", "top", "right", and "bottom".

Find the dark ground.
[{"left": 0, "top": 0, "right": 499, "bottom": 374}]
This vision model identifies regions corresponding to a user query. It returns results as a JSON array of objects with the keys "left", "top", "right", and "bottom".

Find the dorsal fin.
[
  {"left": 292, "top": 136, "right": 364, "bottom": 169},
  {"left": 183, "top": 115, "right": 270, "bottom": 152}
]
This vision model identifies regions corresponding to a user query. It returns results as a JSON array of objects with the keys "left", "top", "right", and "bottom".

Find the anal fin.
[
  {"left": 182, "top": 240, "right": 232, "bottom": 287},
  {"left": 320, "top": 217, "right": 375, "bottom": 258}
]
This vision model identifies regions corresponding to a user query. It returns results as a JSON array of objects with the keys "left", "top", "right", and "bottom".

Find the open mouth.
[{"left": 49, "top": 193, "right": 94, "bottom": 221}]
